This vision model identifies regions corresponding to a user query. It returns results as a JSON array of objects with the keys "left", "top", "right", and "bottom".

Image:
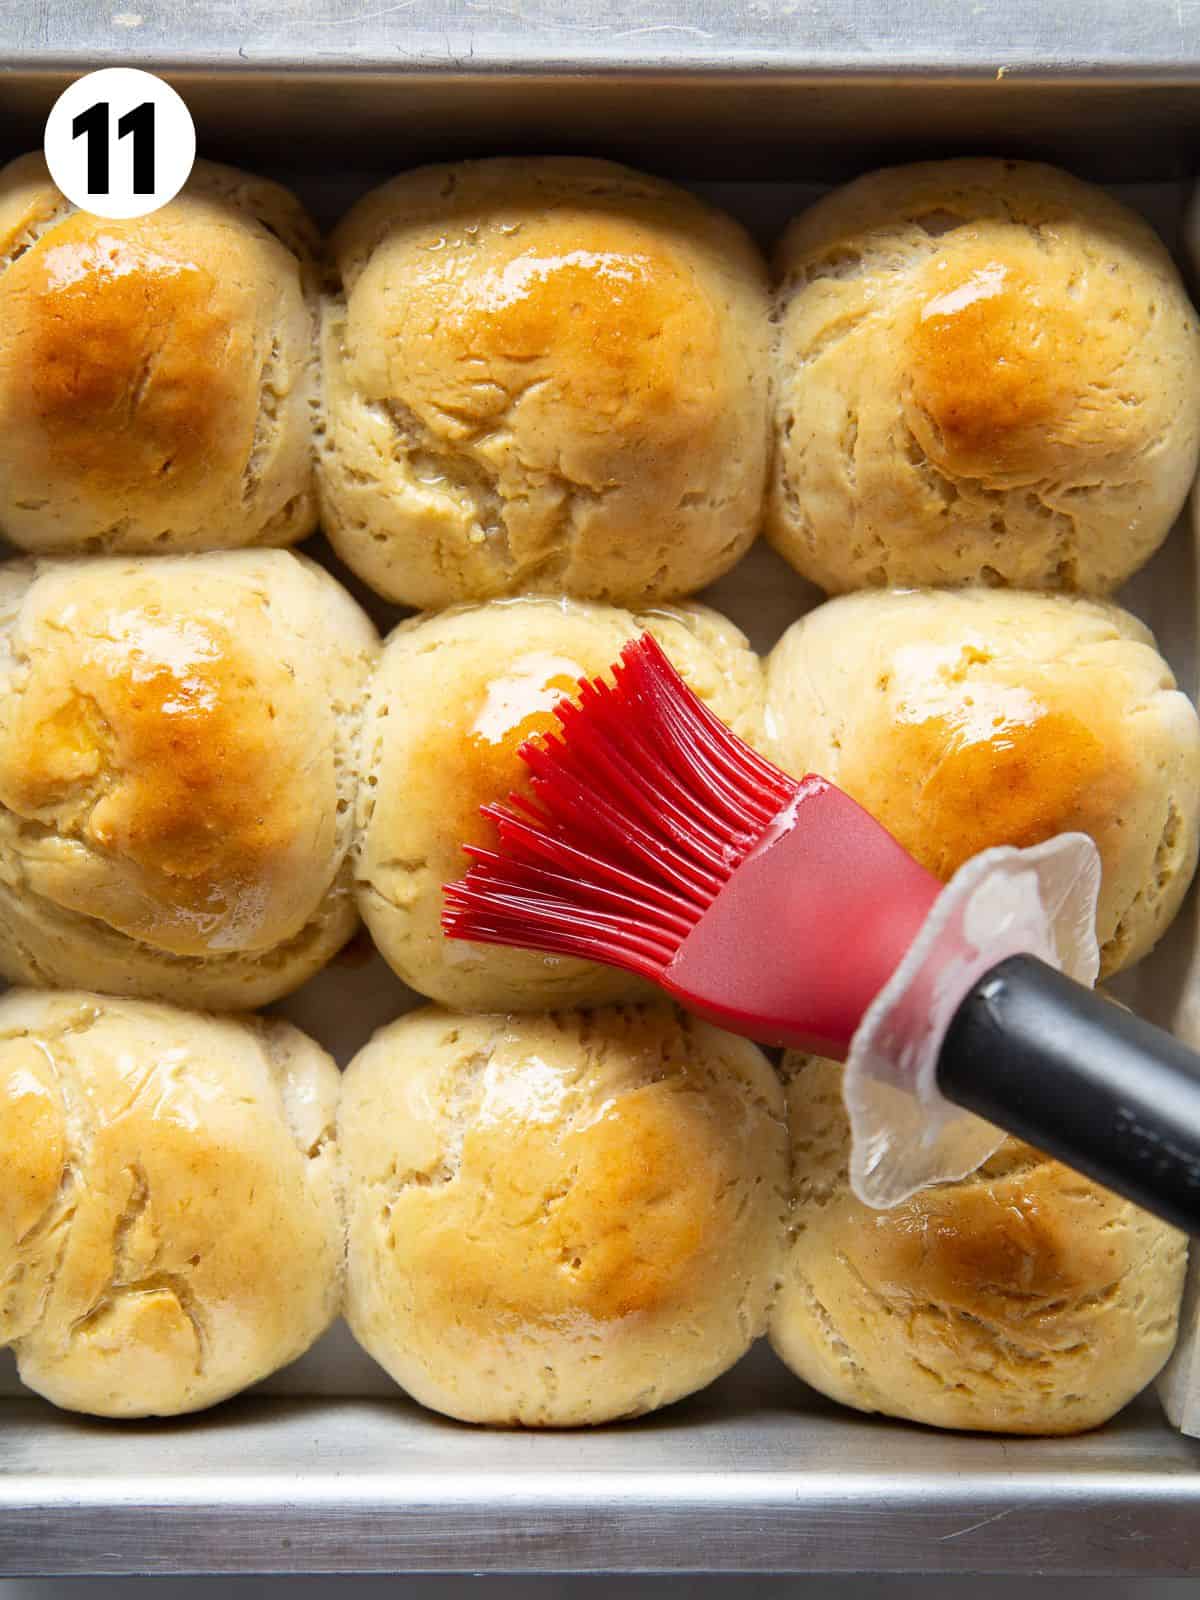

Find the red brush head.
[
  {"left": 441, "top": 633, "right": 798, "bottom": 978},
  {"left": 442, "top": 633, "right": 943, "bottom": 1055}
]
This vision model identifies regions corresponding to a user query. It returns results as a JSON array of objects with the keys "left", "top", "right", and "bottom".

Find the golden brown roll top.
[
  {"left": 319, "top": 157, "right": 771, "bottom": 607},
  {"left": 354, "top": 594, "right": 764, "bottom": 1011},
  {"left": 906, "top": 240, "right": 1092, "bottom": 481},
  {"left": 0, "top": 550, "right": 378, "bottom": 1008},
  {"left": 0, "top": 989, "right": 342, "bottom": 1418},
  {"left": 768, "top": 158, "right": 1200, "bottom": 594},
  {"left": 765, "top": 588, "right": 1200, "bottom": 975},
  {"left": 0, "top": 154, "right": 319, "bottom": 554},
  {"left": 339, "top": 1003, "right": 788, "bottom": 1426},
  {"left": 0, "top": 1022, "right": 68, "bottom": 1350},
  {"left": 771, "top": 1056, "right": 1187, "bottom": 1434}
]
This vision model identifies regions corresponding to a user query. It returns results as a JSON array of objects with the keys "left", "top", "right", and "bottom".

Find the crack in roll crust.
[
  {"left": 0, "top": 989, "right": 342, "bottom": 1418},
  {"left": 339, "top": 1003, "right": 788, "bottom": 1426},
  {"left": 768, "top": 159, "right": 1200, "bottom": 594},
  {"left": 318, "top": 157, "right": 771, "bottom": 607},
  {"left": 0, "top": 153, "right": 320, "bottom": 554},
  {"left": 770, "top": 1056, "right": 1187, "bottom": 1434},
  {"left": 354, "top": 594, "right": 764, "bottom": 1011},
  {"left": 764, "top": 588, "right": 1200, "bottom": 976},
  {"left": 0, "top": 550, "right": 378, "bottom": 1009}
]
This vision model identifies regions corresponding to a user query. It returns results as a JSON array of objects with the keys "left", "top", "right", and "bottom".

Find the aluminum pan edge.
[
  {"left": 2, "top": 1392, "right": 1200, "bottom": 1575},
  {"left": 5, "top": 0, "right": 1200, "bottom": 78}
]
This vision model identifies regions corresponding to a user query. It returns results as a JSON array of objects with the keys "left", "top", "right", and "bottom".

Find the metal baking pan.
[{"left": 3, "top": 3, "right": 1200, "bottom": 1575}]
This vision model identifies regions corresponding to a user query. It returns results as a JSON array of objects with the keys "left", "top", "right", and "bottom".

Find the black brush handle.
[{"left": 937, "top": 954, "right": 1200, "bottom": 1234}]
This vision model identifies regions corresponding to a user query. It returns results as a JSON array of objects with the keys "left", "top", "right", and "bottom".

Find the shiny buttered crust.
[
  {"left": 0, "top": 989, "right": 342, "bottom": 1418},
  {"left": 340, "top": 1003, "right": 788, "bottom": 1426},
  {"left": 0, "top": 550, "right": 379, "bottom": 1008},
  {"left": 764, "top": 588, "right": 1200, "bottom": 975},
  {"left": 771, "top": 1057, "right": 1187, "bottom": 1435},
  {"left": 768, "top": 159, "right": 1200, "bottom": 594},
  {"left": 0, "top": 154, "right": 319, "bottom": 554},
  {"left": 318, "top": 157, "right": 770, "bottom": 607},
  {"left": 356, "top": 595, "right": 763, "bottom": 1010}
]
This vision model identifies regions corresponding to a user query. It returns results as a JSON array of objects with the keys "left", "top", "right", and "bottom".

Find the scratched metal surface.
[
  {"left": 6, "top": 2, "right": 1200, "bottom": 180},
  {"left": 3, "top": 0, "right": 1200, "bottom": 74},
  {"left": 3, "top": 1375, "right": 1200, "bottom": 1575}
]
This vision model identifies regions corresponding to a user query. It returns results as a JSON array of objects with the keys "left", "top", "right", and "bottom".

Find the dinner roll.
[
  {"left": 357, "top": 595, "right": 762, "bottom": 1010},
  {"left": 0, "top": 989, "right": 342, "bottom": 1418},
  {"left": 318, "top": 157, "right": 770, "bottom": 607},
  {"left": 0, "top": 549, "right": 378, "bottom": 1008},
  {"left": 341, "top": 1003, "right": 787, "bottom": 1426},
  {"left": 0, "top": 153, "right": 318, "bottom": 553},
  {"left": 769, "top": 158, "right": 1200, "bottom": 594},
  {"left": 771, "top": 1056, "right": 1187, "bottom": 1434},
  {"left": 765, "top": 588, "right": 1200, "bottom": 975}
]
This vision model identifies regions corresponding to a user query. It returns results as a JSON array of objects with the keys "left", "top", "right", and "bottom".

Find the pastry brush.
[{"left": 443, "top": 633, "right": 1200, "bottom": 1234}]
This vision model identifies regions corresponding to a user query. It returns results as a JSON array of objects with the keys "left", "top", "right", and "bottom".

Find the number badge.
[{"left": 43, "top": 67, "right": 196, "bottom": 219}]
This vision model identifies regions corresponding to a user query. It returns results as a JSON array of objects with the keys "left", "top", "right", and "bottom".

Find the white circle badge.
[{"left": 43, "top": 68, "right": 196, "bottom": 219}]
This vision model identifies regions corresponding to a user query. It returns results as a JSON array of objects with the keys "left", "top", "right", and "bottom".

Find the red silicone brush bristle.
[{"left": 441, "top": 633, "right": 801, "bottom": 981}]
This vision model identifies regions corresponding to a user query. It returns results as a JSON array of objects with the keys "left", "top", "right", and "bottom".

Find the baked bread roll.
[
  {"left": 769, "top": 158, "right": 1200, "bottom": 594},
  {"left": 0, "top": 153, "right": 318, "bottom": 553},
  {"left": 0, "top": 989, "right": 342, "bottom": 1418},
  {"left": 0, "top": 549, "right": 378, "bottom": 1008},
  {"left": 765, "top": 588, "right": 1200, "bottom": 975},
  {"left": 341, "top": 1003, "right": 787, "bottom": 1426},
  {"left": 771, "top": 1055, "right": 1187, "bottom": 1434},
  {"left": 318, "top": 157, "right": 770, "bottom": 607},
  {"left": 356, "top": 595, "right": 763, "bottom": 1010}
]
